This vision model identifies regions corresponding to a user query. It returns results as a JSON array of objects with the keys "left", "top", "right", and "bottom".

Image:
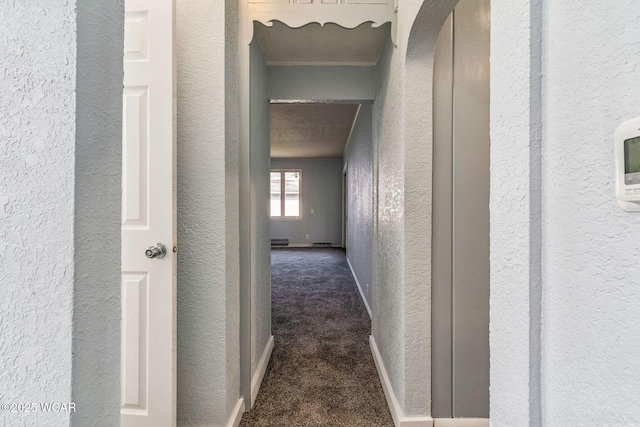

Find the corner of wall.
[
  {"left": 370, "top": 337, "right": 434, "bottom": 427},
  {"left": 72, "top": 0, "right": 124, "bottom": 425}
]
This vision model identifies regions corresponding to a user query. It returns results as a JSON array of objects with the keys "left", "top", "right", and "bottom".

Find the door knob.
[{"left": 145, "top": 243, "right": 167, "bottom": 259}]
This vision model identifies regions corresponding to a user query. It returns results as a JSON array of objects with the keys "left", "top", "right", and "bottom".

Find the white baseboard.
[
  {"left": 251, "top": 335, "right": 274, "bottom": 407},
  {"left": 433, "top": 419, "right": 489, "bottom": 427},
  {"left": 369, "top": 336, "right": 433, "bottom": 427},
  {"left": 346, "top": 258, "right": 372, "bottom": 318},
  {"left": 227, "top": 398, "right": 245, "bottom": 427}
]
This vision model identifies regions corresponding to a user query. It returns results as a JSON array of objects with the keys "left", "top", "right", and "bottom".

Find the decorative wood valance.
[{"left": 241, "top": 0, "right": 397, "bottom": 47}]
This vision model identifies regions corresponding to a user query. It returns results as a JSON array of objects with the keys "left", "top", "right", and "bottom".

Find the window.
[{"left": 270, "top": 170, "right": 301, "bottom": 218}]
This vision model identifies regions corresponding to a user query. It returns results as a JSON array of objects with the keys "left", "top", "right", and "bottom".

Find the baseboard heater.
[
  {"left": 312, "top": 242, "right": 332, "bottom": 247},
  {"left": 271, "top": 238, "right": 289, "bottom": 247}
]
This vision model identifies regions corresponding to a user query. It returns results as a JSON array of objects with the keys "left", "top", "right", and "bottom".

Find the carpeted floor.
[{"left": 239, "top": 248, "right": 393, "bottom": 427}]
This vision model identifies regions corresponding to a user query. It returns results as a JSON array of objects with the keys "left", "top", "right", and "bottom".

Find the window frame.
[{"left": 270, "top": 169, "right": 303, "bottom": 220}]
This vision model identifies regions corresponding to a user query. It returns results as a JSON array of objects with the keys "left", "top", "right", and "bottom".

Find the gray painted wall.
[
  {"left": 343, "top": 105, "right": 374, "bottom": 313},
  {"left": 268, "top": 66, "right": 376, "bottom": 102},
  {"left": 176, "top": 1, "right": 241, "bottom": 425},
  {"left": 431, "top": 13, "right": 454, "bottom": 418},
  {"left": 270, "top": 158, "right": 344, "bottom": 246},
  {"left": 372, "top": 33, "right": 407, "bottom": 412},
  {"left": 372, "top": 0, "right": 458, "bottom": 419},
  {"left": 432, "top": 0, "right": 490, "bottom": 417},
  {"left": 73, "top": 1, "right": 123, "bottom": 425},
  {"left": 1, "top": 2, "right": 76, "bottom": 426},
  {"left": 250, "top": 40, "right": 273, "bottom": 382},
  {"left": 225, "top": 0, "right": 241, "bottom": 421}
]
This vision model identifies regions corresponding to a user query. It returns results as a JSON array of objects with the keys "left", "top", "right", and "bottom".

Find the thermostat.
[{"left": 615, "top": 116, "right": 640, "bottom": 211}]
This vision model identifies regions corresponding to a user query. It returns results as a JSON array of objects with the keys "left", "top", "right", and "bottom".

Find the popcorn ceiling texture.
[{"left": 0, "top": 1, "right": 76, "bottom": 426}]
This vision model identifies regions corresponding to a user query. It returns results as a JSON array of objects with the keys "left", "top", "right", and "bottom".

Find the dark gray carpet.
[{"left": 239, "top": 248, "right": 393, "bottom": 427}]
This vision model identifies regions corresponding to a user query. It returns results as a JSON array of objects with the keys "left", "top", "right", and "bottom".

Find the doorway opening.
[{"left": 240, "top": 20, "right": 388, "bottom": 412}]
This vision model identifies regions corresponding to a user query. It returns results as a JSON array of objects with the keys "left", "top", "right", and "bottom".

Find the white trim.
[
  {"left": 342, "top": 165, "right": 347, "bottom": 249},
  {"left": 433, "top": 419, "right": 489, "bottom": 427},
  {"left": 227, "top": 398, "right": 245, "bottom": 427},
  {"left": 270, "top": 169, "right": 303, "bottom": 219},
  {"left": 251, "top": 335, "right": 274, "bottom": 407},
  {"left": 347, "top": 257, "right": 371, "bottom": 318},
  {"left": 370, "top": 336, "right": 434, "bottom": 427}
]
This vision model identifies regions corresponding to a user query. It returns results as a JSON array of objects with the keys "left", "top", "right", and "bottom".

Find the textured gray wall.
[
  {"left": 250, "top": 40, "right": 273, "bottom": 380},
  {"left": 73, "top": 0, "right": 123, "bottom": 425},
  {"left": 371, "top": 33, "right": 404, "bottom": 414},
  {"left": 176, "top": 1, "right": 240, "bottom": 425},
  {"left": 1, "top": 2, "right": 76, "bottom": 426},
  {"left": 372, "top": 0, "right": 459, "bottom": 419},
  {"left": 270, "top": 158, "right": 343, "bottom": 246},
  {"left": 372, "top": 34, "right": 406, "bottom": 411},
  {"left": 224, "top": 0, "right": 241, "bottom": 421},
  {"left": 343, "top": 105, "right": 374, "bottom": 312},
  {"left": 268, "top": 66, "right": 376, "bottom": 102}
]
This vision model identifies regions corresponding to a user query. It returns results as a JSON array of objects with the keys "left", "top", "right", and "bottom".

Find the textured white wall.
[
  {"left": 491, "top": 1, "right": 640, "bottom": 425},
  {"left": 0, "top": 2, "right": 76, "bottom": 426},
  {"left": 270, "top": 158, "right": 344, "bottom": 246},
  {"left": 490, "top": 1, "right": 544, "bottom": 424},
  {"left": 176, "top": 0, "right": 240, "bottom": 425},
  {"left": 542, "top": 2, "right": 640, "bottom": 424},
  {"left": 344, "top": 105, "right": 374, "bottom": 310}
]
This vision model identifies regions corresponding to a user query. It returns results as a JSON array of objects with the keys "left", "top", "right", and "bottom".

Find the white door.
[{"left": 121, "top": 0, "right": 176, "bottom": 425}]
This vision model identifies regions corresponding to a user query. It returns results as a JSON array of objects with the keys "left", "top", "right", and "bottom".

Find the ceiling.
[
  {"left": 257, "top": 22, "right": 386, "bottom": 159},
  {"left": 271, "top": 104, "right": 359, "bottom": 159}
]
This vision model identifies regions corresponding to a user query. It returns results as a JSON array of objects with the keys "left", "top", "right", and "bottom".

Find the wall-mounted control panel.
[{"left": 615, "top": 116, "right": 640, "bottom": 211}]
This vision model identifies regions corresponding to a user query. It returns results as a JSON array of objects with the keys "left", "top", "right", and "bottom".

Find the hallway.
[{"left": 239, "top": 248, "right": 392, "bottom": 426}]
